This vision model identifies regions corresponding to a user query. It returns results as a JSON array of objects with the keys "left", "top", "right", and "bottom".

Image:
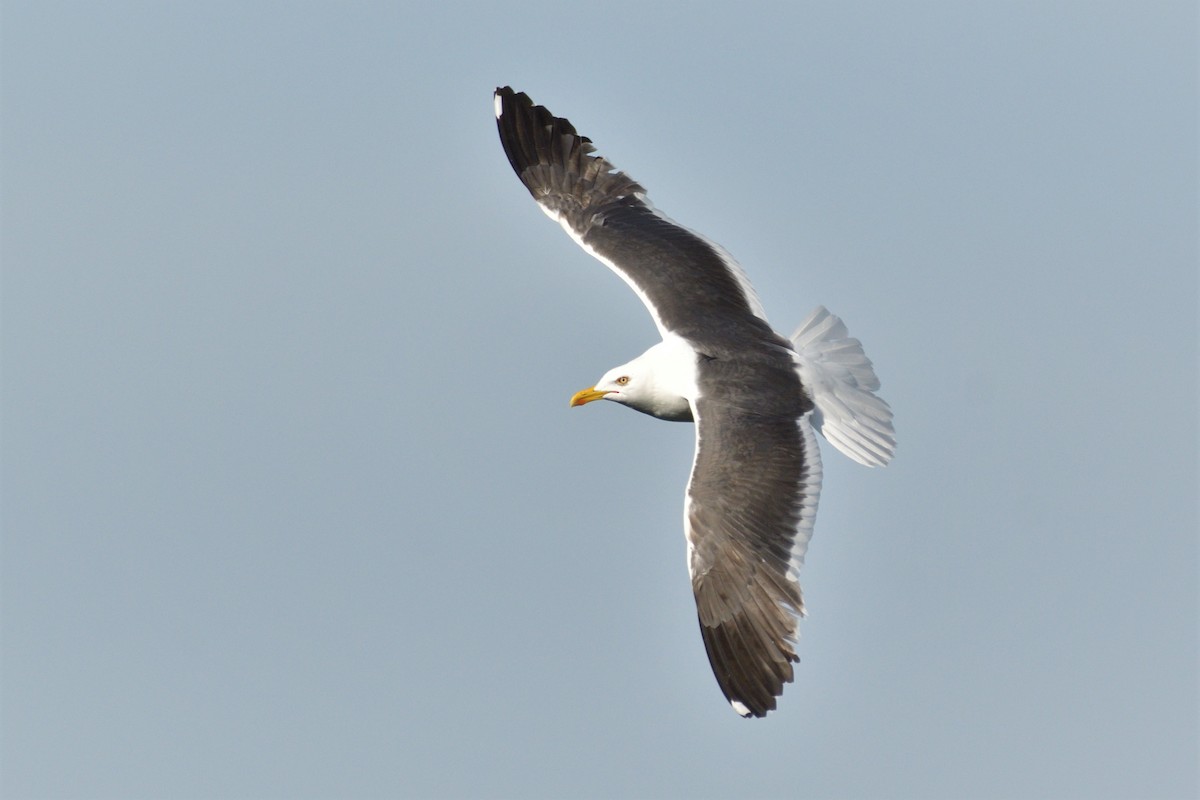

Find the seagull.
[{"left": 494, "top": 87, "right": 895, "bottom": 718}]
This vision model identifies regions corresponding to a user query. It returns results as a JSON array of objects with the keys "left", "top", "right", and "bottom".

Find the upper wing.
[
  {"left": 494, "top": 87, "right": 769, "bottom": 346},
  {"left": 791, "top": 306, "right": 896, "bottom": 467},
  {"left": 686, "top": 356, "right": 823, "bottom": 718}
]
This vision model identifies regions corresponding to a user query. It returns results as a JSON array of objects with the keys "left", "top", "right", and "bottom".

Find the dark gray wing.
[
  {"left": 494, "top": 86, "right": 770, "bottom": 345},
  {"left": 687, "top": 355, "right": 823, "bottom": 718}
]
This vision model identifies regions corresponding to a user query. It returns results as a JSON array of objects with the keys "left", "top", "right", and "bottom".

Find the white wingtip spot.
[
  {"left": 731, "top": 700, "right": 752, "bottom": 717},
  {"left": 493, "top": 93, "right": 503, "bottom": 119}
]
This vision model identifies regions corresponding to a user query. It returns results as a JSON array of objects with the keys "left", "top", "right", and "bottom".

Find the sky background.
[{"left": 2, "top": 2, "right": 1196, "bottom": 799}]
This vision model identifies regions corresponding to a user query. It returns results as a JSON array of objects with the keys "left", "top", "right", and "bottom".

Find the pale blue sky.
[{"left": 3, "top": 2, "right": 1196, "bottom": 798}]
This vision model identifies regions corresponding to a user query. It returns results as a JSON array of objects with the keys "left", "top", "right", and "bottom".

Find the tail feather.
[{"left": 791, "top": 306, "right": 895, "bottom": 468}]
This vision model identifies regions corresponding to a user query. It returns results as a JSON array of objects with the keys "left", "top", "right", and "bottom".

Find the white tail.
[{"left": 791, "top": 306, "right": 896, "bottom": 468}]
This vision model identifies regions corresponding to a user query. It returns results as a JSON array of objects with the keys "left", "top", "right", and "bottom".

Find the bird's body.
[{"left": 494, "top": 87, "right": 894, "bottom": 717}]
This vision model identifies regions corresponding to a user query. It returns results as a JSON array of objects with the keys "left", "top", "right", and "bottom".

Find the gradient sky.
[{"left": 3, "top": 2, "right": 1196, "bottom": 799}]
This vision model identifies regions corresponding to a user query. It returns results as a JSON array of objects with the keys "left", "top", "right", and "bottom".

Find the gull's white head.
[{"left": 569, "top": 344, "right": 694, "bottom": 422}]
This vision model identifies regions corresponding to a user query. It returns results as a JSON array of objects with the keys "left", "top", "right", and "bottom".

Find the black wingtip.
[
  {"left": 699, "top": 607, "right": 799, "bottom": 719},
  {"left": 492, "top": 87, "right": 647, "bottom": 221},
  {"left": 493, "top": 87, "right": 613, "bottom": 202}
]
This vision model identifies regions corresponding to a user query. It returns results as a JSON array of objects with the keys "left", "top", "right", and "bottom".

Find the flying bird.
[{"left": 494, "top": 87, "right": 895, "bottom": 718}]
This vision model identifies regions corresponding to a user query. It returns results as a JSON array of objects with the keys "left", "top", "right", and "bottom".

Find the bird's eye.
[{"left": 616, "top": 376, "right": 630, "bottom": 385}]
